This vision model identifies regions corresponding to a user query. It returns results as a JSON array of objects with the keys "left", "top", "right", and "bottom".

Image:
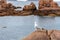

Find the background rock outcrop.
[
  {"left": 38, "top": 0, "right": 60, "bottom": 16},
  {"left": 23, "top": 2, "right": 37, "bottom": 15},
  {"left": 38, "top": 0, "right": 58, "bottom": 9},
  {"left": 0, "top": 0, "right": 60, "bottom": 16},
  {"left": 0, "top": 0, "right": 22, "bottom": 16},
  {"left": 23, "top": 2, "right": 37, "bottom": 11}
]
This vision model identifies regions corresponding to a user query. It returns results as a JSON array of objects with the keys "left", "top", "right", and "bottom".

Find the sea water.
[
  {"left": 0, "top": 16, "right": 34, "bottom": 40},
  {"left": 0, "top": 16, "right": 60, "bottom": 40},
  {"left": 34, "top": 16, "right": 60, "bottom": 30}
]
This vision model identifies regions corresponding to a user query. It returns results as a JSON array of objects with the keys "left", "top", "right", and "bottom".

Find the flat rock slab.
[{"left": 23, "top": 29, "right": 60, "bottom": 40}]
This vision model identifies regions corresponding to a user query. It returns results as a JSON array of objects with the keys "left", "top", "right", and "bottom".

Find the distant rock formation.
[
  {"left": 0, "top": 0, "right": 22, "bottom": 16},
  {"left": 23, "top": 28, "right": 60, "bottom": 40},
  {"left": 38, "top": 0, "right": 60, "bottom": 16},
  {"left": 23, "top": 2, "right": 37, "bottom": 11},
  {"left": 38, "top": 0, "right": 58, "bottom": 9},
  {"left": 0, "top": 0, "right": 60, "bottom": 16},
  {"left": 23, "top": 2, "right": 37, "bottom": 15}
]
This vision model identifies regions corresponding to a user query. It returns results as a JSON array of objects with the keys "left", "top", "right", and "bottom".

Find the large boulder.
[
  {"left": 1, "top": 0, "right": 7, "bottom": 8},
  {"left": 50, "top": 30, "right": 60, "bottom": 40},
  {"left": 6, "top": 3, "right": 13, "bottom": 8},
  {"left": 23, "top": 28, "right": 60, "bottom": 40},
  {"left": 38, "top": 0, "right": 59, "bottom": 9},
  {"left": 56, "top": 12, "right": 60, "bottom": 16},
  {"left": 1, "top": 3, "right": 7, "bottom": 8},
  {"left": 0, "top": 12, "right": 7, "bottom": 16},
  {"left": 23, "top": 29, "right": 50, "bottom": 40},
  {"left": 23, "top": 2, "right": 36, "bottom": 11},
  {"left": 50, "top": 2, "right": 58, "bottom": 8},
  {"left": 48, "top": 14, "right": 56, "bottom": 16},
  {"left": 20, "top": 11, "right": 32, "bottom": 16},
  {"left": 30, "top": 2, "right": 37, "bottom": 10}
]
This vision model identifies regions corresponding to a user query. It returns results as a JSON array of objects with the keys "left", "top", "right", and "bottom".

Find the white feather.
[
  {"left": 35, "top": 22, "right": 38, "bottom": 27},
  {"left": 34, "top": 21, "right": 38, "bottom": 30}
]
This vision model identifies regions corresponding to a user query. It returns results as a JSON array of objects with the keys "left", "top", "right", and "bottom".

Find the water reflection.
[{"left": 34, "top": 16, "right": 59, "bottom": 30}]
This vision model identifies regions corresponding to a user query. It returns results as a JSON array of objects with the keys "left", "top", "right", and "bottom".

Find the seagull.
[
  {"left": 34, "top": 22, "right": 40, "bottom": 30},
  {"left": 34, "top": 22, "right": 45, "bottom": 31}
]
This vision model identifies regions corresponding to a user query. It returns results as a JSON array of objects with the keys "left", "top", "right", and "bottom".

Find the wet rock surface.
[{"left": 23, "top": 28, "right": 60, "bottom": 40}]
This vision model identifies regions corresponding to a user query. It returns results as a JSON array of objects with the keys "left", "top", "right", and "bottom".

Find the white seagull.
[{"left": 34, "top": 22, "right": 40, "bottom": 30}]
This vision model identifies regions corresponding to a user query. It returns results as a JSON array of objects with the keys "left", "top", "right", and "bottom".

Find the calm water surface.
[
  {"left": 34, "top": 16, "right": 60, "bottom": 30},
  {"left": 0, "top": 16, "right": 60, "bottom": 40},
  {"left": 0, "top": 16, "right": 34, "bottom": 40}
]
